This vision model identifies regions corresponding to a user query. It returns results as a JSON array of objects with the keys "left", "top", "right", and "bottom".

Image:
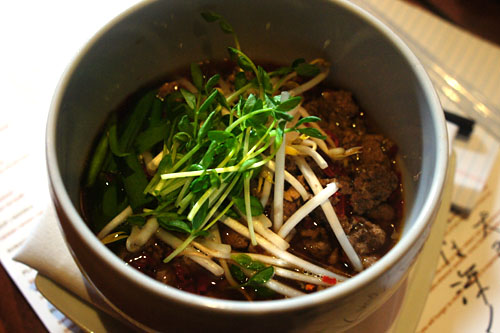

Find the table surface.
[{"left": 1, "top": 1, "right": 499, "bottom": 332}]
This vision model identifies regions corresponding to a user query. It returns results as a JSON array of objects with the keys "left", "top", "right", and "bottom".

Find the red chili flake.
[
  {"left": 324, "top": 129, "right": 340, "bottom": 147},
  {"left": 305, "top": 284, "right": 316, "bottom": 291},
  {"left": 322, "top": 276, "right": 337, "bottom": 285},
  {"left": 335, "top": 194, "right": 346, "bottom": 217},
  {"left": 323, "top": 165, "right": 335, "bottom": 177}
]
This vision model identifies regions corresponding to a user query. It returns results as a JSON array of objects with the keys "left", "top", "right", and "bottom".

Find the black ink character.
[
  {"left": 450, "top": 264, "right": 493, "bottom": 332},
  {"left": 474, "top": 211, "right": 500, "bottom": 238}
]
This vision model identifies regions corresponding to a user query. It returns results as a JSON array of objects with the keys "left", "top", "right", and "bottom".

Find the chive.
[
  {"left": 119, "top": 91, "right": 155, "bottom": 153},
  {"left": 85, "top": 131, "right": 109, "bottom": 187},
  {"left": 118, "top": 154, "right": 152, "bottom": 211}
]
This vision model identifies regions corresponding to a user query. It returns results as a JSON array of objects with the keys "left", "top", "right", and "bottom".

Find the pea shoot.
[{"left": 84, "top": 11, "right": 354, "bottom": 300}]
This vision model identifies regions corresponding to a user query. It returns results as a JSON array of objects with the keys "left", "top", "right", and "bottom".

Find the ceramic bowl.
[{"left": 46, "top": 0, "right": 448, "bottom": 331}]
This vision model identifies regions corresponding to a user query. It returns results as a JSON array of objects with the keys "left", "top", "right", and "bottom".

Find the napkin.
[{"left": 13, "top": 204, "right": 114, "bottom": 315}]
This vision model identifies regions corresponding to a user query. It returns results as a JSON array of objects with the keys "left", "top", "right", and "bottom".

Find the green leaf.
[
  {"left": 187, "top": 164, "right": 205, "bottom": 171},
  {"left": 216, "top": 90, "right": 230, "bottom": 110},
  {"left": 274, "top": 121, "right": 286, "bottom": 150},
  {"left": 232, "top": 254, "right": 266, "bottom": 271},
  {"left": 192, "top": 200, "right": 209, "bottom": 230},
  {"left": 276, "top": 96, "right": 302, "bottom": 112},
  {"left": 270, "top": 66, "right": 292, "bottom": 76},
  {"left": 232, "top": 195, "right": 263, "bottom": 216},
  {"left": 198, "top": 109, "right": 217, "bottom": 141},
  {"left": 247, "top": 266, "right": 274, "bottom": 286},
  {"left": 292, "top": 58, "right": 306, "bottom": 68},
  {"left": 210, "top": 170, "right": 221, "bottom": 188},
  {"left": 257, "top": 66, "right": 272, "bottom": 92},
  {"left": 197, "top": 89, "right": 218, "bottom": 116},
  {"left": 193, "top": 229, "right": 209, "bottom": 238},
  {"left": 158, "top": 218, "right": 192, "bottom": 234},
  {"left": 148, "top": 97, "right": 164, "bottom": 126},
  {"left": 253, "top": 285, "right": 275, "bottom": 298},
  {"left": 134, "top": 120, "right": 169, "bottom": 153},
  {"left": 101, "top": 181, "right": 123, "bottom": 218},
  {"left": 200, "top": 141, "right": 217, "bottom": 168},
  {"left": 234, "top": 72, "right": 248, "bottom": 91},
  {"left": 242, "top": 94, "right": 257, "bottom": 115},
  {"left": 228, "top": 47, "right": 254, "bottom": 72},
  {"left": 108, "top": 124, "right": 130, "bottom": 157},
  {"left": 190, "top": 63, "right": 203, "bottom": 91},
  {"left": 273, "top": 110, "right": 294, "bottom": 121},
  {"left": 119, "top": 154, "right": 152, "bottom": 211},
  {"left": 85, "top": 131, "right": 109, "bottom": 187},
  {"left": 190, "top": 174, "right": 211, "bottom": 194},
  {"left": 295, "top": 116, "right": 322, "bottom": 128},
  {"left": 219, "top": 19, "right": 234, "bottom": 34},
  {"left": 232, "top": 253, "right": 252, "bottom": 268},
  {"left": 201, "top": 10, "right": 221, "bottom": 22},
  {"left": 295, "top": 63, "right": 320, "bottom": 77},
  {"left": 180, "top": 89, "right": 196, "bottom": 110},
  {"left": 173, "top": 132, "right": 192, "bottom": 143},
  {"left": 229, "top": 264, "right": 247, "bottom": 284},
  {"left": 225, "top": 208, "right": 240, "bottom": 219},
  {"left": 297, "top": 127, "right": 327, "bottom": 139},
  {"left": 239, "top": 157, "right": 260, "bottom": 173},
  {"left": 127, "top": 215, "right": 147, "bottom": 226},
  {"left": 119, "top": 91, "right": 155, "bottom": 152},
  {"left": 205, "top": 74, "right": 220, "bottom": 94},
  {"left": 207, "top": 130, "right": 234, "bottom": 143},
  {"left": 178, "top": 114, "right": 194, "bottom": 134}
]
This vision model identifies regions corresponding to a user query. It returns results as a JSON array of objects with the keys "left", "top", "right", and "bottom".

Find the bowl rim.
[{"left": 46, "top": 0, "right": 448, "bottom": 316}]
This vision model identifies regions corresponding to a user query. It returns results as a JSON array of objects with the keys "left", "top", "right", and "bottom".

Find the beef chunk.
[
  {"left": 336, "top": 177, "right": 353, "bottom": 195},
  {"left": 337, "top": 214, "right": 353, "bottom": 234},
  {"left": 348, "top": 217, "right": 386, "bottom": 255},
  {"left": 305, "top": 90, "right": 359, "bottom": 120},
  {"left": 303, "top": 90, "right": 365, "bottom": 143},
  {"left": 367, "top": 203, "right": 395, "bottom": 223},
  {"left": 360, "top": 254, "right": 382, "bottom": 269},
  {"left": 121, "top": 239, "right": 170, "bottom": 276},
  {"left": 295, "top": 224, "right": 332, "bottom": 259},
  {"left": 284, "top": 186, "right": 301, "bottom": 202},
  {"left": 283, "top": 199, "right": 301, "bottom": 220},
  {"left": 342, "top": 129, "right": 363, "bottom": 148},
  {"left": 328, "top": 248, "right": 340, "bottom": 265},
  {"left": 351, "top": 163, "right": 398, "bottom": 214},
  {"left": 358, "top": 135, "right": 396, "bottom": 167},
  {"left": 302, "top": 238, "right": 332, "bottom": 259},
  {"left": 220, "top": 225, "right": 249, "bottom": 250},
  {"left": 318, "top": 177, "right": 335, "bottom": 187},
  {"left": 285, "top": 156, "right": 299, "bottom": 174}
]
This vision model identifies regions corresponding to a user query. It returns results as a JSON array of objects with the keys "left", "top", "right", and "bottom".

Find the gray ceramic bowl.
[{"left": 46, "top": 0, "right": 448, "bottom": 331}]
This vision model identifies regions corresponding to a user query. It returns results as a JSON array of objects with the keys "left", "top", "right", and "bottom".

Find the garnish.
[
  {"left": 84, "top": 11, "right": 382, "bottom": 300},
  {"left": 230, "top": 254, "right": 275, "bottom": 296}
]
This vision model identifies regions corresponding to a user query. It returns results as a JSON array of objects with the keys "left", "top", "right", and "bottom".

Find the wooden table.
[{"left": 1, "top": 1, "right": 499, "bottom": 332}]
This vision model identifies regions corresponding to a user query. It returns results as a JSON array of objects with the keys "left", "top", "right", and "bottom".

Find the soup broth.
[{"left": 81, "top": 58, "right": 403, "bottom": 301}]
